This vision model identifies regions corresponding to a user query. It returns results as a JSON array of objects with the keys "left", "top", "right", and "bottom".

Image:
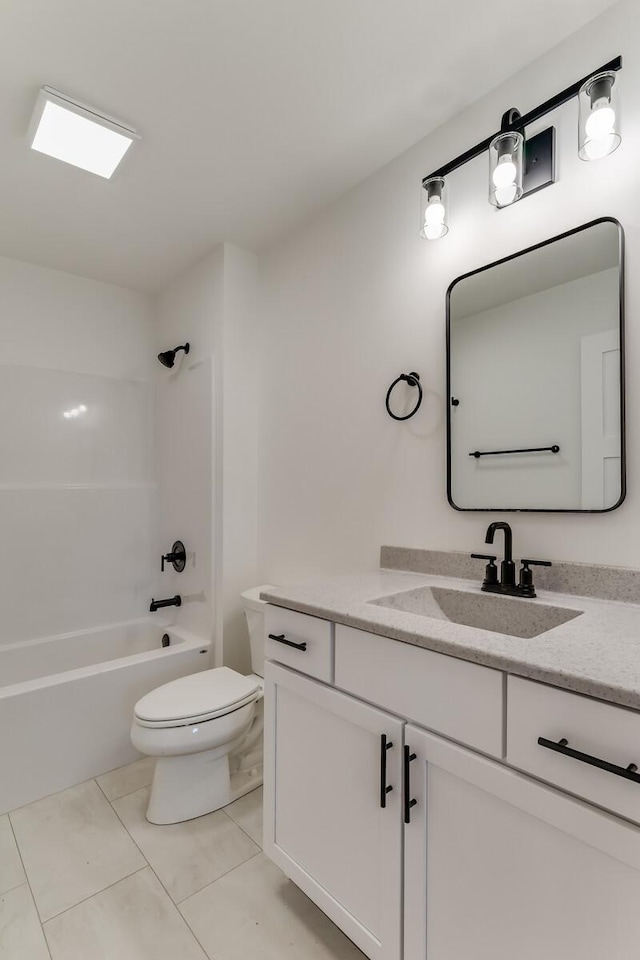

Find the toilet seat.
[{"left": 134, "top": 667, "right": 260, "bottom": 728}]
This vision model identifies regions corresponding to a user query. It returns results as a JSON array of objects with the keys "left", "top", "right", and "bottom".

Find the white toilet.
[{"left": 131, "top": 585, "right": 274, "bottom": 824}]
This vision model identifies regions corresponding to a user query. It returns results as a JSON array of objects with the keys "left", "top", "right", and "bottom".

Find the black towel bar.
[{"left": 470, "top": 444, "right": 560, "bottom": 459}]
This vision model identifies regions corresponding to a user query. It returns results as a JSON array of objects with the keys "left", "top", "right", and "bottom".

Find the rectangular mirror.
[{"left": 447, "top": 218, "right": 624, "bottom": 512}]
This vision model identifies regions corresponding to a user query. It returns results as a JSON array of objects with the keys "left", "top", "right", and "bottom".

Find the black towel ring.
[{"left": 385, "top": 372, "right": 423, "bottom": 421}]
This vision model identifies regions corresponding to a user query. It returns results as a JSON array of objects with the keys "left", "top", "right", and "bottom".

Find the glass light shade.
[
  {"left": 420, "top": 176, "right": 449, "bottom": 240},
  {"left": 488, "top": 131, "right": 524, "bottom": 207},
  {"left": 578, "top": 71, "right": 621, "bottom": 161}
]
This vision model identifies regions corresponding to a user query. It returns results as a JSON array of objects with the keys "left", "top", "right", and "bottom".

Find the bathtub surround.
[
  {"left": 156, "top": 243, "right": 260, "bottom": 673},
  {"left": 155, "top": 252, "right": 219, "bottom": 647},
  {"left": 0, "top": 237, "right": 258, "bottom": 719},
  {"left": 0, "top": 255, "right": 156, "bottom": 644}
]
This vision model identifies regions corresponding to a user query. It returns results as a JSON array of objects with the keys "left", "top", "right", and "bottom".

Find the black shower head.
[{"left": 157, "top": 343, "right": 190, "bottom": 368}]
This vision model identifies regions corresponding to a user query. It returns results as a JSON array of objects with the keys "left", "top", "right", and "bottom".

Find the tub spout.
[{"left": 150, "top": 595, "right": 182, "bottom": 612}]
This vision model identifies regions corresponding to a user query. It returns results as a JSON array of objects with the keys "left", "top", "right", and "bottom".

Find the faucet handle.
[
  {"left": 470, "top": 553, "right": 498, "bottom": 587},
  {"left": 518, "top": 558, "right": 552, "bottom": 598},
  {"left": 161, "top": 540, "right": 187, "bottom": 573}
]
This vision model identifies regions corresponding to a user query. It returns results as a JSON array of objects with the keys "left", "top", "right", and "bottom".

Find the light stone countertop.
[{"left": 261, "top": 569, "right": 640, "bottom": 710}]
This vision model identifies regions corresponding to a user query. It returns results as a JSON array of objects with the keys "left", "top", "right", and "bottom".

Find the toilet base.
[
  {"left": 146, "top": 749, "right": 232, "bottom": 824},
  {"left": 145, "top": 752, "right": 263, "bottom": 824}
]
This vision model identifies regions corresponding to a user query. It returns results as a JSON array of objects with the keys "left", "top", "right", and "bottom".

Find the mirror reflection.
[{"left": 447, "top": 218, "right": 624, "bottom": 512}]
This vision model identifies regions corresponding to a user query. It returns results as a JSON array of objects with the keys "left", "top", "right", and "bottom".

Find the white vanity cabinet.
[
  {"left": 403, "top": 723, "right": 640, "bottom": 960},
  {"left": 264, "top": 611, "right": 640, "bottom": 960},
  {"left": 263, "top": 660, "right": 405, "bottom": 960}
]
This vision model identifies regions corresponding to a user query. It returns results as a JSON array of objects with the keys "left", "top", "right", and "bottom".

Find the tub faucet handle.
[{"left": 161, "top": 541, "right": 186, "bottom": 573}]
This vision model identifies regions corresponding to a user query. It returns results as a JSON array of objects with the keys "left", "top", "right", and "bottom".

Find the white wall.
[
  {"left": 450, "top": 268, "right": 619, "bottom": 509},
  {"left": 155, "top": 244, "right": 260, "bottom": 670},
  {"left": 258, "top": 0, "right": 640, "bottom": 577},
  {"left": 0, "top": 255, "right": 155, "bottom": 644}
]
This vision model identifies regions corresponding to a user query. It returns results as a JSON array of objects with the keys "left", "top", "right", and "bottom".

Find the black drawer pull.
[
  {"left": 537, "top": 736, "right": 640, "bottom": 784},
  {"left": 404, "top": 745, "right": 417, "bottom": 823},
  {"left": 268, "top": 633, "right": 307, "bottom": 651},
  {"left": 380, "top": 735, "right": 393, "bottom": 808}
]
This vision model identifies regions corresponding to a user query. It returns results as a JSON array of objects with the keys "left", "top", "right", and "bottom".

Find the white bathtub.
[{"left": 0, "top": 619, "right": 210, "bottom": 814}]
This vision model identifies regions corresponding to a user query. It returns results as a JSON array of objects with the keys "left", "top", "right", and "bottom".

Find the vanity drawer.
[
  {"left": 265, "top": 606, "right": 333, "bottom": 682},
  {"left": 507, "top": 676, "right": 640, "bottom": 824},
  {"left": 334, "top": 624, "right": 504, "bottom": 757}
]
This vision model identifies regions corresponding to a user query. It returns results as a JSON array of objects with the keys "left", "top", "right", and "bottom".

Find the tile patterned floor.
[{"left": 1, "top": 762, "right": 364, "bottom": 960}]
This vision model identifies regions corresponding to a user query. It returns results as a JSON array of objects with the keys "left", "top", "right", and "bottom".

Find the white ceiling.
[{"left": 0, "top": 0, "right": 620, "bottom": 292}]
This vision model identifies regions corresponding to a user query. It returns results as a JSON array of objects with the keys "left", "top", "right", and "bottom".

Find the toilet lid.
[{"left": 134, "top": 667, "right": 260, "bottom": 725}]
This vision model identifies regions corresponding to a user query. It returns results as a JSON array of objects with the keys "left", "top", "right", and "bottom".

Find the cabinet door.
[
  {"left": 264, "top": 661, "right": 404, "bottom": 960},
  {"left": 404, "top": 724, "right": 640, "bottom": 960}
]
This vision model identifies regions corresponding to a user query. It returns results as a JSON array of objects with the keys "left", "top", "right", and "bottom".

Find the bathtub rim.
[{"left": 0, "top": 617, "right": 211, "bottom": 699}]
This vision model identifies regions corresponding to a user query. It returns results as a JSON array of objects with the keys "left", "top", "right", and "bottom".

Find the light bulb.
[
  {"left": 420, "top": 176, "right": 447, "bottom": 240},
  {"left": 424, "top": 199, "right": 445, "bottom": 226},
  {"left": 584, "top": 134, "right": 616, "bottom": 160},
  {"left": 494, "top": 184, "right": 518, "bottom": 207},
  {"left": 70, "top": 408, "right": 79, "bottom": 417},
  {"left": 585, "top": 101, "right": 615, "bottom": 140},
  {"left": 63, "top": 411, "right": 71, "bottom": 419},
  {"left": 77, "top": 404, "right": 87, "bottom": 413},
  {"left": 492, "top": 155, "right": 517, "bottom": 188},
  {"left": 424, "top": 222, "right": 446, "bottom": 240}
]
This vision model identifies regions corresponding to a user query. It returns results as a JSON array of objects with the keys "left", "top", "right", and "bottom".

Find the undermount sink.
[{"left": 368, "top": 585, "right": 583, "bottom": 639}]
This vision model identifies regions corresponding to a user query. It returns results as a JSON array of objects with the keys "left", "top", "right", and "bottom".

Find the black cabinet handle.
[
  {"left": 403, "top": 745, "right": 417, "bottom": 823},
  {"left": 380, "top": 735, "right": 393, "bottom": 808},
  {"left": 537, "top": 736, "right": 640, "bottom": 784},
  {"left": 268, "top": 633, "right": 307, "bottom": 651}
]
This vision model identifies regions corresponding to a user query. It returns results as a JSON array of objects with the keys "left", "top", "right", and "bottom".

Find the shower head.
[{"left": 157, "top": 343, "right": 190, "bottom": 368}]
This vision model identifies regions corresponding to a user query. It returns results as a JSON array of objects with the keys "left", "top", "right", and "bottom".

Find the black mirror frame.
[{"left": 446, "top": 216, "right": 625, "bottom": 513}]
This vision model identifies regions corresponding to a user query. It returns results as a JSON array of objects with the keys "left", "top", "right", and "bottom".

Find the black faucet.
[
  {"left": 471, "top": 521, "right": 552, "bottom": 598},
  {"left": 485, "top": 521, "right": 516, "bottom": 589},
  {"left": 150, "top": 595, "right": 182, "bottom": 612}
]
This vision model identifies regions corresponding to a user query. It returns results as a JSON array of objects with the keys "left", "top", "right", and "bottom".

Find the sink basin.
[{"left": 368, "top": 585, "right": 582, "bottom": 639}]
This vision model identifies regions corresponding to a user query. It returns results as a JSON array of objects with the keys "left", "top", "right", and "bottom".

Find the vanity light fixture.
[
  {"left": 420, "top": 56, "right": 622, "bottom": 238},
  {"left": 29, "top": 87, "right": 139, "bottom": 179}
]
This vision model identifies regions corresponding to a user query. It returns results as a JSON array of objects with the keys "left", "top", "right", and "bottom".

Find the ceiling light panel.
[{"left": 29, "top": 87, "right": 139, "bottom": 179}]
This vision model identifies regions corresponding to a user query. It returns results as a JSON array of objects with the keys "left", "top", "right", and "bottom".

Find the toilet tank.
[{"left": 240, "top": 585, "right": 276, "bottom": 679}]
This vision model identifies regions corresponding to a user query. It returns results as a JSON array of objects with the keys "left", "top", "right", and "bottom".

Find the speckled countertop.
[{"left": 261, "top": 565, "right": 640, "bottom": 710}]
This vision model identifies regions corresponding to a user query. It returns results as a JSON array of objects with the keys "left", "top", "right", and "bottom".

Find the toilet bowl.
[{"left": 131, "top": 585, "right": 274, "bottom": 824}]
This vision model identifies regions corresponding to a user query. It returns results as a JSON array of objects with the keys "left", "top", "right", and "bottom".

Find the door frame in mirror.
[{"left": 446, "top": 217, "right": 625, "bottom": 513}]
